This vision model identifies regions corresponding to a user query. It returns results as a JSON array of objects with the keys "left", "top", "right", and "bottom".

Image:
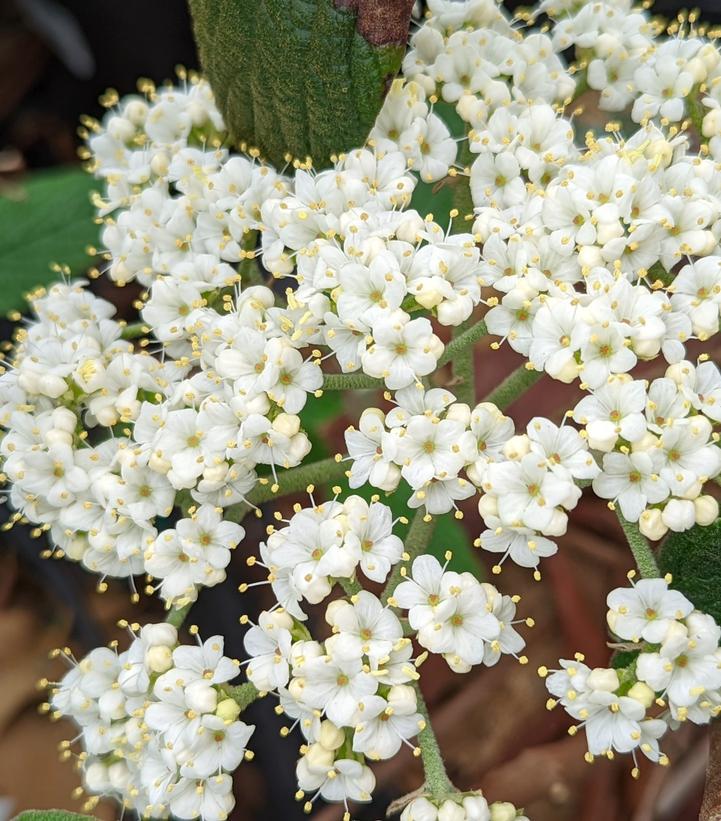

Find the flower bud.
[
  {"left": 325, "top": 598, "right": 349, "bottom": 627},
  {"left": 478, "top": 493, "right": 498, "bottom": 520},
  {"left": 185, "top": 680, "right": 218, "bottom": 714},
  {"left": 288, "top": 677, "right": 306, "bottom": 702},
  {"left": 428, "top": 335, "right": 445, "bottom": 361},
  {"left": 388, "top": 684, "right": 417, "bottom": 715},
  {"left": 547, "top": 356, "right": 581, "bottom": 383},
  {"left": 544, "top": 508, "right": 570, "bottom": 537},
  {"left": 638, "top": 508, "right": 668, "bottom": 541},
  {"left": 438, "top": 800, "right": 465, "bottom": 821},
  {"left": 490, "top": 802, "right": 519, "bottom": 821},
  {"left": 396, "top": 212, "right": 426, "bottom": 244},
  {"left": 108, "top": 760, "right": 131, "bottom": 792},
  {"left": 51, "top": 406, "right": 78, "bottom": 433},
  {"left": 216, "top": 698, "right": 242, "bottom": 722},
  {"left": 150, "top": 151, "right": 170, "bottom": 177},
  {"left": 124, "top": 99, "right": 148, "bottom": 125},
  {"left": 695, "top": 495, "right": 719, "bottom": 526},
  {"left": 84, "top": 761, "right": 111, "bottom": 792},
  {"left": 401, "top": 797, "right": 438, "bottom": 821},
  {"left": 627, "top": 681, "right": 655, "bottom": 709},
  {"left": 145, "top": 645, "right": 173, "bottom": 674},
  {"left": 687, "top": 57, "right": 709, "bottom": 84},
  {"left": 64, "top": 535, "right": 88, "bottom": 561},
  {"left": 633, "top": 338, "right": 662, "bottom": 359},
  {"left": 437, "top": 297, "right": 473, "bottom": 326},
  {"left": 45, "top": 429, "right": 74, "bottom": 447},
  {"left": 446, "top": 403, "right": 471, "bottom": 427},
  {"left": 107, "top": 115, "right": 136, "bottom": 142},
  {"left": 586, "top": 667, "right": 619, "bottom": 693},
  {"left": 503, "top": 434, "right": 531, "bottom": 461},
  {"left": 586, "top": 420, "right": 618, "bottom": 452},
  {"left": 273, "top": 412, "right": 301, "bottom": 437},
  {"left": 631, "top": 432, "right": 658, "bottom": 453},
  {"left": 318, "top": 720, "right": 345, "bottom": 751},
  {"left": 665, "top": 361, "right": 694, "bottom": 386},
  {"left": 661, "top": 498, "right": 695, "bottom": 532},
  {"left": 260, "top": 610, "right": 294, "bottom": 632},
  {"left": 577, "top": 245, "right": 603, "bottom": 269},
  {"left": 141, "top": 623, "right": 178, "bottom": 647},
  {"left": 289, "top": 433, "right": 312, "bottom": 464},
  {"left": 304, "top": 742, "right": 334, "bottom": 773},
  {"left": 463, "top": 795, "right": 492, "bottom": 820}
]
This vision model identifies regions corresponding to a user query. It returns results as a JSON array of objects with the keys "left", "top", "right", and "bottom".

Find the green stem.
[
  {"left": 452, "top": 319, "right": 476, "bottom": 405},
  {"left": 382, "top": 511, "right": 437, "bottom": 605},
  {"left": 339, "top": 576, "right": 362, "bottom": 596},
  {"left": 166, "top": 602, "right": 193, "bottom": 628},
  {"left": 616, "top": 511, "right": 660, "bottom": 578},
  {"left": 239, "top": 230, "right": 265, "bottom": 287},
  {"left": 224, "top": 681, "right": 261, "bottom": 711},
  {"left": 438, "top": 319, "right": 487, "bottom": 367},
  {"left": 414, "top": 681, "right": 455, "bottom": 798},
  {"left": 322, "top": 372, "right": 383, "bottom": 391},
  {"left": 484, "top": 364, "right": 543, "bottom": 411},
  {"left": 120, "top": 322, "right": 148, "bottom": 340},
  {"left": 249, "top": 456, "right": 348, "bottom": 504}
]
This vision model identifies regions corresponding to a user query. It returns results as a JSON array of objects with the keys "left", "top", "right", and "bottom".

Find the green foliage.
[
  {"left": 188, "top": 0, "right": 408, "bottom": 168},
  {"left": 659, "top": 519, "right": 721, "bottom": 623},
  {"left": 0, "top": 168, "right": 98, "bottom": 313},
  {"left": 13, "top": 811, "right": 95, "bottom": 821}
]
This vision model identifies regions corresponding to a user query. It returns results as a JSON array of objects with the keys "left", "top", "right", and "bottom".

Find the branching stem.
[{"left": 616, "top": 511, "right": 660, "bottom": 578}]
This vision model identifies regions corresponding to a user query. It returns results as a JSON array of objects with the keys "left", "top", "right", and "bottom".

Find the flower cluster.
[
  {"left": 577, "top": 367, "right": 721, "bottom": 533},
  {"left": 543, "top": 576, "right": 721, "bottom": 773},
  {"left": 346, "top": 392, "right": 599, "bottom": 571},
  {"left": 49, "top": 625, "right": 253, "bottom": 820},
  {"left": 5, "top": 0, "right": 721, "bottom": 817}
]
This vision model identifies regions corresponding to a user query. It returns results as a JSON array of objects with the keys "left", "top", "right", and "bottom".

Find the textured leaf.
[
  {"left": 13, "top": 811, "right": 95, "bottom": 821},
  {"left": 0, "top": 168, "right": 98, "bottom": 313},
  {"left": 189, "top": 0, "right": 413, "bottom": 168},
  {"left": 659, "top": 520, "right": 721, "bottom": 623}
]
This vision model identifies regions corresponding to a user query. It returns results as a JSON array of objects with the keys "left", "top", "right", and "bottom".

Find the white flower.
[
  {"left": 361, "top": 310, "right": 443, "bottom": 389},
  {"left": 592, "top": 450, "right": 669, "bottom": 521},
  {"left": 179, "top": 715, "right": 254, "bottom": 779},
  {"left": 299, "top": 653, "right": 378, "bottom": 727},
  {"left": 573, "top": 377, "right": 648, "bottom": 451},
  {"left": 342, "top": 495, "right": 404, "bottom": 583},
  {"left": 607, "top": 578, "right": 694, "bottom": 643},
  {"left": 243, "top": 610, "right": 294, "bottom": 692},
  {"left": 326, "top": 591, "right": 404, "bottom": 665},
  {"left": 352, "top": 689, "right": 423, "bottom": 760}
]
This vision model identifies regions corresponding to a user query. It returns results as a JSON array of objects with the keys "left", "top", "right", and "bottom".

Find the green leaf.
[
  {"left": 658, "top": 519, "right": 721, "bottom": 623},
  {"left": 13, "top": 811, "right": 95, "bottom": 821},
  {"left": 188, "top": 0, "right": 413, "bottom": 169},
  {"left": 0, "top": 168, "right": 98, "bottom": 313}
]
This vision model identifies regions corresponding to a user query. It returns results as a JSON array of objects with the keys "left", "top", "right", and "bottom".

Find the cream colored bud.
[
  {"left": 216, "top": 698, "right": 242, "bottom": 722},
  {"left": 631, "top": 432, "right": 659, "bottom": 453},
  {"left": 586, "top": 667, "right": 620, "bottom": 693},
  {"left": 446, "top": 402, "right": 471, "bottom": 427},
  {"left": 45, "top": 429, "right": 74, "bottom": 447},
  {"left": 490, "top": 802, "right": 519, "bottom": 821},
  {"left": 124, "top": 99, "right": 149, "bottom": 125},
  {"left": 661, "top": 498, "right": 695, "bottom": 532},
  {"left": 503, "top": 434, "right": 531, "bottom": 461},
  {"left": 695, "top": 495, "right": 719, "bottom": 526},
  {"left": 318, "top": 720, "right": 345, "bottom": 751},
  {"left": 547, "top": 357, "right": 581, "bottom": 383},
  {"left": 388, "top": 684, "right": 417, "bottom": 714},
  {"left": 51, "top": 406, "right": 78, "bottom": 433},
  {"left": 638, "top": 508, "right": 668, "bottom": 542},
  {"left": 627, "top": 681, "right": 655, "bottom": 709},
  {"left": 273, "top": 412, "right": 301, "bottom": 437},
  {"left": 438, "top": 799, "right": 465, "bottom": 821},
  {"left": 145, "top": 645, "right": 173, "bottom": 674},
  {"left": 150, "top": 151, "right": 170, "bottom": 177},
  {"left": 304, "top": 742, "right": 334, "bottom": 772},
  {"left": 478, "top": 493, "right": 499, "bottom": 520},
  {"left": 577, "top": 245, "right": 604, "bottom": 269}
]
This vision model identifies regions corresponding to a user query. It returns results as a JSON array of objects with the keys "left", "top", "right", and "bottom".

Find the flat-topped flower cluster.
[
  {"left": 3, "top": 0, "right": 721, "bottom": 818},
  {"left": 544, "top": 575, "right": 721, "bottom": 772}
]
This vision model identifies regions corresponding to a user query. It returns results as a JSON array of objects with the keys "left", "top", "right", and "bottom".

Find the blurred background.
[{"left": 1, "top": 1, "right": 721, "bottom": 820}]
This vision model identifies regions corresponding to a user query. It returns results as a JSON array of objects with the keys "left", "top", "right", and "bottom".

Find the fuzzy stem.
[
  {"left": 249, "top": 456, "right": 348, "bottom": 504},
  {"left": 224, "top": 681, "right": 261, "bottom": 711},
  {"left": 616, "top": 512, "right": 660, "bottom": 578},
  {"left": 414, "top": 682, "right": 455, "bottom": 797},
  {"left": 120, "top": 322, "right": 148, "bottom": 340},
  {"left": 438, "top": 319, "right": 488, "bottom": 367},
  {"left": 322, "top": 372, "right": 383, "bottom": 391},
  {"left": 452, "top": 319, "right": 476, "bottom": 405},
  {"left": 484, "top": 364, "right": 542, "bottom": 411},
  {"left": 166, "top": 602, "right": 193, "bottom": 628},
  {"left": 382, "top": 511, "right": 437, "bottom": 605}
]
